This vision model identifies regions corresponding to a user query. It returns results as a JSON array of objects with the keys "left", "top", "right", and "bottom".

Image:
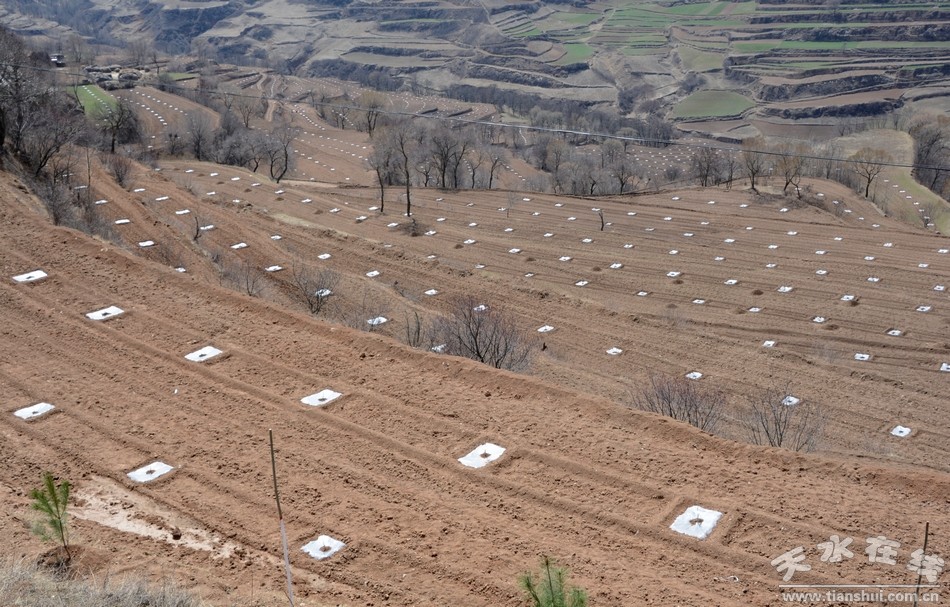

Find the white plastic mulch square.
[
  {"left": 85, "top": 306, "right": 124, "bottom": 321},
  {"left": 606, "top": 347, "right": 623, "bottom": 356},
  {"left": 302, "top": 535, "right": 345, "bottom": 560},
  {"left": 127, "top": 461, "right": 174, "bottom": 483},
  {"left": 782, "top": 396, "right": 801, "bottom": 406},
  {"left": 230, "top": 242, "right": 248, "bottom": 250},
  {"left": 12, "top": 270, "right": 47, "bottom": 283},
  {"left": 458, "top": 443, "right": 506, "bottom": 468},
  {"left": 366, "top": 316, "right": 388, "bottom": 326},
  {"left": 891, "top": 425, "right": 911, "bottom": 438},
  {"left": 685, "top": 372, "right": 703, "bottom": 380},
  {"left": 138, "top": 241, "right": 155, "bottom": 248},
  {"left": 538, "top": 325, "right": 555, "bottom": 333},
  {"left": 301, "top": 389, "right": 342, "bottom": 407},
  {"left": 185, "top": 346, "right": 223, "bottom": 362},
  {"left": 854, "top": 353, "right": 871, "bottom": 361},
  {"left": 670, "top": 505, "right": 723, "bottom": 540},
  {"left": 366, "top": 270, "right": 380, "bottom": 278},
  {"left": 14, "top": 402, "right": 55, "bottom": 420},
  {"left": 762, "top": 340, "right": 777, "bottom": 348},
  {"left": 265, "top": 265, "right": 283, "bottom": 273}
]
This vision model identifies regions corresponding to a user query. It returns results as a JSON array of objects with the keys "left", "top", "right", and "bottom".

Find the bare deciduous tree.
[
  {"left": 692, "top": 146, "right": 720, "bottom": 188},
  {"left": 357, "top": 91, "right": 385, "bottom": 136},
  {"left": 775, "top": 143, "right": 807, "bottom": 196},
  {"left": 265, "top": 123, "right": 299, "bottom": 183},
  {"left": 850, "top": 147, "right": 890, "bottom": 198},
  {"left": 100, "top": 98, "right": 141, "bottom": 154},
  {"left": 386, "top": 120, "right": 418, "bottom": 216},
  {"left": 369, "top": 138, "right": 396, "bottom": 212},
  {"left": 21, "top": 102, "right": 85, "bottom": 178},
  {"left": 186, "top": 113, "right": 212, "bottom": 161},
  {"left": 628, "top": 374, "right": 725, "bottom": 434},
  {"left": 741, "top": 137, "right": 768, "bottom": 192},
  {"left": 487, "top": 149, "right": 506, "bottom": 190}
]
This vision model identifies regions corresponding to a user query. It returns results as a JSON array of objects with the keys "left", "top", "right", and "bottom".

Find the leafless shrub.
[
  {"left": 628, "top": 374, "right": 725, "bottom": 434},
  {"left": 433, "top": 295, "right": 535, "bottom": 371},
  {"left": 148, "top": 243, "right": 185, "bottom": 271},
  {"left": 35, "top": 179, "right": 72, "bottom": 226},
  {"left": 742, "top": 384, "right": 826, "bottom": 452},
  {"left": 105, "top": 152, "right": 134, "bottom": 188},
  {"left": 338, "top": 287, "right": 390, "bottom": 332},
  {"left": 404, "top": 309, "right": 436, "bottom": 349},
  {"left": 222, "top": 260, "right": 266, "bottom": 298},
  {"left": 290, "top": 263, "right": 339, "bottom": 314}
]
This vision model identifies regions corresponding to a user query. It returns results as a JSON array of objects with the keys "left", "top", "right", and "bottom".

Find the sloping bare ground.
[{"left": 2, "top": 151, "right": 950, "bottom": 606}]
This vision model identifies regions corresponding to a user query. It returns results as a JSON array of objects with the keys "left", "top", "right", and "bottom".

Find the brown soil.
[{"left": 1, "top": 96, "right": 949, "bottom": 607}]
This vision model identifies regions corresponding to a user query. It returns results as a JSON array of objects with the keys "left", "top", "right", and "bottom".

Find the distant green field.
[
  {"left": 733, "top": 41, "right": 780, "bottom": 53},
  {"left": 671, "top": 90, "right": 755, "bottom": 119},
  {"left": 678, "top": 46, "right": 725, "bottom": 72},
  {"left": 510, "top": 26, "right": 543, "bottom": 38},
  {"left": 551, "top": 11, "right": 601, "bottom": 26},
  {"left": 491, "top": 1, "right": 950, "bottom": 86},
  {"left": 556, "top": 43, "right": 595, "bottom": 64},
  {"left": 70, "top": 84, "right": 117, "bottom": 117}
]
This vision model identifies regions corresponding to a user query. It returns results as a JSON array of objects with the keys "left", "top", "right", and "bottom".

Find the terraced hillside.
[
  {"left": 2, "top": 55, "right": 950, "bottom": 606},
  {"left": 4, "top": 147, "right": 950, "bottom": 607},
  {"left": 3, "top": 0, "right": 949, "bottom": 135}
]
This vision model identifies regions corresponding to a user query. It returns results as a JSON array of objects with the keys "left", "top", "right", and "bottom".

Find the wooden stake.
[
  {"left": 913, "top": 522, "right": 929, "bottom": 607},
  {"left": 270, "top": 429, "right": 295, "bottom": 607}
]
